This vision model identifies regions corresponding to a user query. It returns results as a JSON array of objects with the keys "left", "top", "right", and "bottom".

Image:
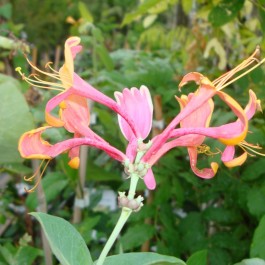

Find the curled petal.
[
  {"left": 217, "top": 91, "right": 248, "bottom": 145},
  {"left": 188, "top": 147, "right": 219, "bottom": 179},
  {"left": 114, "top": 86, "right": 153, "bottom": 141},
  {"left": 143, "top": 82, "right": 216, "bottom": 163},
  {"left": 178, "top": 72, "right": 206, "bottom": 88},
  {"left": 59, "top": 37, "right": 82, "bottom": 89},
  {"left": 143, "top": 169, "right": 156, "bottom": 190},
  {"left": 19, "top": 126, "right": 52, "bottom": 159},
  {"left": 221, "top": 145, "right": 248, "bottom": 167},
  {"left": 19, "top": 127, "right": 127, "bottom": 162},
  {"left": 244, "top": 90, "right": 261, "bottom": 120}
]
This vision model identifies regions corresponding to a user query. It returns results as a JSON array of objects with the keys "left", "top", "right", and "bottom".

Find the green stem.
[
  {"left": 96, "top": 207, "right": 132, "bottom": 265},
  {"left": 127, "top": 173, "right": 139, "bottom": 200},
  {"left": 96, "top": 173, "right": 140, "bottom": 264}
]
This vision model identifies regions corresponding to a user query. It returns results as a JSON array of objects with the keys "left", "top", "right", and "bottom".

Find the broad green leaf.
[
  {"left": 98, "top": 252, "right": 186, "bottom": 265},
  {"left": 208, "top": 0, "right": 245, "bottom": 27},
  {"left": 187, "top": 250, "right": 207, "bottom": 265},
  {"left": 234, "top": 258, "right": 265, "bottom": 265},
  {"left": 0, "top": 74, "right": 34, "bottom": 164},
  {"left": 250, "top": 215, "right": 265, "bottom": 259},
  {"left": 30, "top": 212, "right": 93, "bottom": 265}
]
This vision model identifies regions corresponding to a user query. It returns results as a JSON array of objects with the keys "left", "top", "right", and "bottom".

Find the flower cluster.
[{"left": 17, "top": 37, "right": 264, "bottom": 192}]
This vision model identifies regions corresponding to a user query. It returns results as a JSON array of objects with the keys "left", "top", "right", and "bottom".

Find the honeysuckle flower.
[
  {"left": 16, "top": 36, "right": 138, "bottom": 136},
  {"left": 140, "top": 47, "right": 264, "bottom": 182},
  {"left": 17, "top": 36, "right": 264, "bottom": 192},
  {"left": 114, "top": 86, "right": 156, "bottom": 189}
]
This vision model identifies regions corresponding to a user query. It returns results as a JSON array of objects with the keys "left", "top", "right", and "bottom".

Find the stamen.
[
  {"left": 16, "top": 67, "right": 64, "bottom": 92},
  {"left": 218, "top": 58, "right": 265, "bottom": 90},
  {"left": 239, "top": 141, "right": 265, "bottom": 157},
  {"left": 45, "top": 62, "right": 60, "bottom": 74},
  {"left": 24, "top": 160, "right": 51, "bottom": 193},
  {"left": 26, "top": 58, "right": 60, "bottom": 79},
  {"left": 212, "top": 47, "right": 264, "bottom": 90},
  {"left": 197, "top": 144, "right": 220, "bottom": 156}
]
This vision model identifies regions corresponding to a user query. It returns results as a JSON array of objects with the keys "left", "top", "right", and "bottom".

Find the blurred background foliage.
[{"left": 0, "top": 0, "right": 265, "bottom": 264}]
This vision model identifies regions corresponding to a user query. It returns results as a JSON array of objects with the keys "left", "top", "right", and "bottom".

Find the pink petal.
[
  {"left": 143, "top": 169, "right": 156, "bottom": 190},
  {"left": 143, "top": 81, "right": 217, "bottom": 162},
  {"left": 221, "top": 145, "right": 247, "bottom": 167},
  {"left": 71, "top": 74, "right": 138, "bottom": 137},
  {"left": 125, "top": 138, "right": 138, "bottom": 162},
  {"left": 114, "top": 85, "right": 153, "bottom": 141},
  {"left": 18, "top": 127, "right": 127, "bottom": 162},
  {"left": 244, "top": 90, "right": 261, "bottom": 120},
  {"left": 60, "top": 94, "right": 90, "bottom": 134},
  {"left": 188, "top": 147, "right": 218, "bottom": 179},
  {"left": 221, "top": 146, "right": 235, "bottom": 162}
]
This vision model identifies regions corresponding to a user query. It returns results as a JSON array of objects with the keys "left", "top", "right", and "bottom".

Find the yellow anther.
[
  {"left": 197, "top": 144, "right": 220, "bottom": 156},
  {"left": 59, "top": 101, "right": 67, "bottom": 109}
]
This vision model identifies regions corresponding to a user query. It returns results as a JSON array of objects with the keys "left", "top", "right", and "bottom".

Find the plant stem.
[
  {"left": 96, "top": 173, "right": 139, "bottom": 264},
  {"left": 96, "top": 207, "right": 132, "bottom": 265},
  {"left": 127, "top": 173, "right": 139, "bottom": 200}
]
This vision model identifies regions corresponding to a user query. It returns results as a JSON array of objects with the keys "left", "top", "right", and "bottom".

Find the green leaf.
[
  {"left": 208, "top": 0, "right": 245, "bottom": 27},
  {"left": 120, "top": 224, "right": 155, "bottom": 251},
  {"left": 99, "top": 252, "right": 186, "bottom": 265},
  {"left": 241, "top": 159, "right": 265, "bottom": 181},
  {"left": 121, "top": 0, "right": 162, "bottom": 26},
  {"left": 181, "top": 0, "right": 193, "bottom": 15},
  {"left": 187, "top": 250, "right": 207, "bottom": 265},
  {"left": 0, "top": 3, "right": 12, "bottom": 19},
  {"left": 250, "top": 215, "right": 265, "bottom": 259},
  {"left": 0, "top": 74, "right": 34, "bottom": 164},
  {"left": 247, "top": 187, "right": 265, "bottom": 218},
  {"left": 14, "top": 246, "right": 42, "bottom": 265},
  {"left": 78, "top": 1, "right": 94, "bottom": 23},
  {"left": 30, "top": 212, "right": 93, "bottom": 265},
  {"left": 234, "top": 258, "right": 265, "bottom": 265}
]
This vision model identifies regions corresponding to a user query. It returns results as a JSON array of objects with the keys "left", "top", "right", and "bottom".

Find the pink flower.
[
  {"left": 17, "top": 37, "right": 264, "bottom": 191},
  {"left": 114, "top": 86, "right": 155, "bottom": 189}
]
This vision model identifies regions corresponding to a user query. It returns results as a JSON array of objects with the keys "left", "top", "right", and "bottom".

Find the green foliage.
[
  {"left": 0, "top": 74, "right": 34, "bottom": 164},
  {"left": 186, "top": 250, "right": 207, "bottom": 265},
  {"left": 208, "top": 0, "right": 245, "bottom": 27},
  {"left": 250, "top": 215, "right": 265, "bottom": 259},
  {"left": 1, "top": 0, "right": 265, "bottom": 264},
  {"left": 99, "top": 252, "right": 186, "bottom": 265},
  {"left": 30, "top": 212, "right": 93, "bottom": 265}
]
